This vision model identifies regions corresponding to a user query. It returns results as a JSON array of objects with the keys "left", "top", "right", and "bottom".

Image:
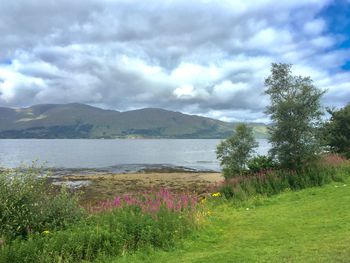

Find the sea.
[{"left": 0, "top": 139, "right": 270, "bottom": 172}]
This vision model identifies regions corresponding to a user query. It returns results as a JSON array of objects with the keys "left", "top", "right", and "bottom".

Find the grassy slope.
[
  {"left": 0, "top": 104, "right": 268, "bottom": 138},
  {"left": 109, "top": 178, "right": 350, "bottom": 263}
]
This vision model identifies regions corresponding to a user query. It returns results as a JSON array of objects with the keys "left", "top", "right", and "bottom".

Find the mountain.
[{"left": 0, "top": 103, "right": 267, "bottom": 139}]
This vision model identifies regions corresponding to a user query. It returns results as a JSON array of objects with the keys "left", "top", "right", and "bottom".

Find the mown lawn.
[{"left": 105, "top": 178, "right": 350, "bottom": 263}]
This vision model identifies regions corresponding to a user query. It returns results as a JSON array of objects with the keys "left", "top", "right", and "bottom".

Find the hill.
[{"left": 0, "top": 103, "right": 267, "bottom": 139}]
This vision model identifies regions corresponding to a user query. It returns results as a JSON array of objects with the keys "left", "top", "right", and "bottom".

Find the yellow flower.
[
  {"left": 207, "top": 210, "right": 212, "bottom": 216},
  {"left": 211, "top": 192, "right": 221, "bottom": 197},
  {"left": 42, "top": 230, "right": 50, "bottom": 235},
  {"left": 200, "top": 197, "right": 206, "bottom": 204}
]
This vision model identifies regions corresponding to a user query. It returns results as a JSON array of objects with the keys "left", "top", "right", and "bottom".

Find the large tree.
[
  {"left": 323, "top": 104, "right": 350, "bottom": 158},
  {"left": 216, "top": 123, "right": 258, "bottom": 178},
  {"left": 265, "top": 63, "right": 325, "bottom": 169}
]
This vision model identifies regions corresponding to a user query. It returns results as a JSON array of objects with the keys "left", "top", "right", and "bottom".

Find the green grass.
[{"left": 107, "top": 178, "right": 350, "bottom": 263}]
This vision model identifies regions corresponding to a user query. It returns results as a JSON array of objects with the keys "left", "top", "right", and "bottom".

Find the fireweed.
[
  {"left": 88, "top": 188, "right": 199, "bottom": 215},
  {"left": 216, "top": 154, "right": 350, "bottom": 201},
  {"left": 0, "top": 189, "right": 203, "bottom": 263}
]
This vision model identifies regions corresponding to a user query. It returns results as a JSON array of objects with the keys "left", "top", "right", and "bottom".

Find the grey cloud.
[{"left": 0, "top": 0, "right": 348, "bottom": 122}]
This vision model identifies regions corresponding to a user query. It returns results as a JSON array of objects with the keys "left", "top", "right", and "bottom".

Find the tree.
[
  {"left": 216, "top": 123, "right": 258, "bottom": 178},
  {"left": 323, "top": 103, "right": 350, "bottom": 158},
  {"left": 264, "top": 63, "right": 325, "bottom": 169}
]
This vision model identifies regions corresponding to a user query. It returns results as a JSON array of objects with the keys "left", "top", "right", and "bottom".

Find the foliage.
[
  {"left": 1, "top": 160, "right": 350, "bottom": 262},
  {"left": 323, "top": 104, "right": 350, "bottom": 158},
  {"left": 0, "top": 166, "right": 84, "bottom": 240},
  {"left": 264, "top": 63, "right": 325, "bottom": 169},
  {"left": 88, "top": 188, "right": 198, "bottom": 214},
  {"left": 113, "top": 176, "right": 350, "bottom": 263},
  {"left": 247, "top": 155, "right": 276, "bottom": 173},
  {"left": 218, "top": 154, "right": 350, "bottom": 202},
  {"left": 216, "top": 124, "right": 258, "bottom": 179},
  {"left": 0, "top": 189, "right": 199, "bottom": 263}
]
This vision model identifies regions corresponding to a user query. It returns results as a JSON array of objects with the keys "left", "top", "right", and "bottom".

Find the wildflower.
[
  {"left": 207, "top": 210, "right": 212, "bottom": 216},
  {"left": 344, "top": 184, "right": 347, "bottom": 187},
  {"left": 246, "top": 208, "right": 250, "bottom": 211},
  {"left": 211, "top": 192, "right": 221, "bottom": 197},
  {"left": 42, "top": 230, "right": 50, "bottom": 235},
  {"left": 114, "top": 196, "right": 121, "bottom": 207},
  {"left": 200, "top": 197, "right": 206, "bottom": 204}
]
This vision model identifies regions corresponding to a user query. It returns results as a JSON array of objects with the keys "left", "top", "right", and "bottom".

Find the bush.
[
  {"left": 247, "top": 155, "right": 276, "bottom": 173},
  {"left": 218, "top": 154, "right": 350, "bottom": 203},
  {"left": 0, "top": 189, "right": 199, "bottom": 263},
  {"left": 220, "top": 184, "right": 234, "bottom": 199},
  {"left": 0, "top": 165, "right": 84, "bottom": 240},
  {"left": 323, "top": 104, "right": 350, "bottom": 158},
  {"left": 216, "top": 124, "right": 258, "bottom": 179}
]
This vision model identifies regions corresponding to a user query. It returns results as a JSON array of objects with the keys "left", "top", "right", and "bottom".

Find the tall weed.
[
  {"left": 0, "top": 165, "right": 83, "bottom": 240},
  {"left": 219, "top": 154, "right": 350, "bottom": 202}
]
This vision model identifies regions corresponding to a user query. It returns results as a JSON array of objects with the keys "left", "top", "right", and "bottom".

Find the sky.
[{"left": 0, "top": 0, "right": 349, "bottom": 123}]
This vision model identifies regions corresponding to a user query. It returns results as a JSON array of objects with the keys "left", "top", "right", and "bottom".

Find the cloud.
[{"left": 0, "top": 0, "right": 349, "bottom": 122}]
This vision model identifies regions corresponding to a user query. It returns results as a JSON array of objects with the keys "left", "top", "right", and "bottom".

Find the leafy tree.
[
  {"left": 323, "top": 104, "right": 350, "bottom": 158},
  {"left": 264, "top": 63, "right": 325, "bottom": 169},
  {"left": 216, "top": 124, "right": 258, "bottom": 178},
  {"left": 247, "top": 155, "right": 276, "bottom": 173}
]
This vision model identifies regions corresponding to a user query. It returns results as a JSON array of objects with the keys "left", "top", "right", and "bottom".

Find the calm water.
[{"left": 0, "top": 139, "right": 270, "bottom": 172}]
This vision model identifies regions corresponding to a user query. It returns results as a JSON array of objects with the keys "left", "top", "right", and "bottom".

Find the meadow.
[
  {"left": 0, "top": 154, "right": 349, "bottom": 262},
  {"left": 116, "top": 175, "right": 350, "bottom": 263}
]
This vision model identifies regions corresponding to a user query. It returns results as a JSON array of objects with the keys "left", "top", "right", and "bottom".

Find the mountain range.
[{"left": 0, "top": 103, "right": 267, "bottom": 139}]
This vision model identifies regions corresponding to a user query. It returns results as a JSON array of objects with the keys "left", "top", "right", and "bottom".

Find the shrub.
[
  {"left": 0, "top": 165, "right": 84, "bottom": 240},
  {"left": 323, "top": 104, "right": 350, "bottom": 158},
  {"left": 247, "top": 155, "right": 276, "bottom": 173},
  {"left": 219, "top": 184, "right": 234, "bottom": 199},
  {"left": 0, "top": 189, "right": 199, "bottom": 263},
  {"left": 216, "top": 124, "right": 258, "bottom": 179},
  {"left": 218, "top": 154, "right": 350, "bottom": 203}
]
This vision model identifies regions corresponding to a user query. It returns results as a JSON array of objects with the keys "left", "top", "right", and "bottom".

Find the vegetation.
[
  {"left": 216, "top": 123, "right": 258, "bottom": 178},
  {"left": 323, "top": 103, "right": 350, "bottom": 158},
  {"left": 113, "top": 174, "right": 350, "bottom": 263},
  {"left": 1, "top": 155, "right": 349, "bottom": 262},
  {"left": 265, "top": 63, "right": 325, "bottom": 169},
  {"left": 218, "top": 154, "right": 349, "bottom": 201},
  {"left": 0, "top": 166, "right": 83, "bottom": 240},
  {"left": 217, "top": 63, "right": 325, "bottom": 177},
  {"left": 0, "top": 171, "right": 200, "bottom": 263},
  {"left": 247, "top": 155, "right": 276, "bottom": 173},
  {"left": 0, "top": 208, "right": 196, "bottom": 263}
]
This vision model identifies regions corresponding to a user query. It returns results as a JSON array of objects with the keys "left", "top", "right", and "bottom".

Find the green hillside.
[{"left": 0, "top": 103, "right": 268, "bottom": 139}]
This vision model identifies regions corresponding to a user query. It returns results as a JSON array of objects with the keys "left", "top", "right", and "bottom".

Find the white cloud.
[
  {"left": 303, "top": 19, "right": 326, "bottom": 35},
  {"left": 174, "top": 84, "right": 195, "bottom": 99},
  {"left": 0, "top": 0, "right": 348, "bottom": 122},
  {"left": 213, "top": 81, "right": 248, "bottom": 101}
]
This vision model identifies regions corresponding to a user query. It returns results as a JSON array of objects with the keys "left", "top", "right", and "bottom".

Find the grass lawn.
[{"left": 106, "top": 178, "right": 350, "bottom": 263}]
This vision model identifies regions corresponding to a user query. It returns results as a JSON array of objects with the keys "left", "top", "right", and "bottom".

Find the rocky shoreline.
[{"left": 1, "top": 165, "right": 223, "bottom": 202}]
